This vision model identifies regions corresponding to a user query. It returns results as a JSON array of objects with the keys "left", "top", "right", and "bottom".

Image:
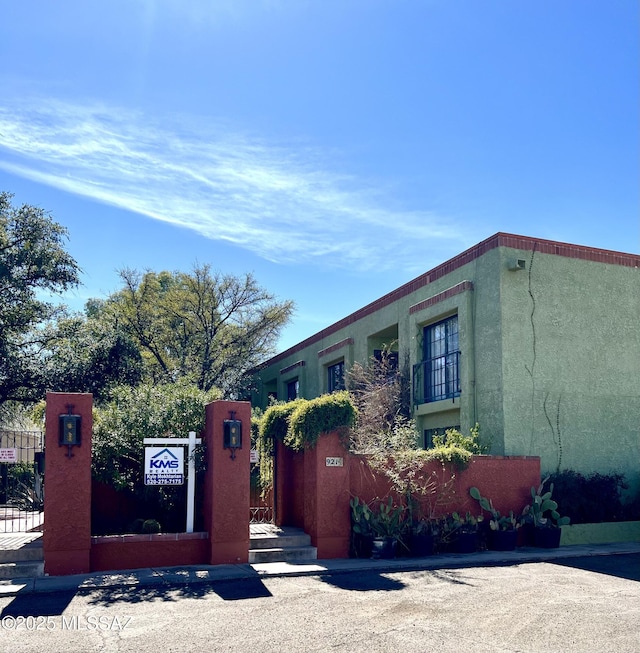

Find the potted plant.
[
  {"left": 439, "top": 511, "right": 481, "bottom": 553},
  {"left": 349, "top": 497, "right": 374, "bottom": 558},
  {"left": 370, "top": 497, "right": 404, "bottom": 559},
  {"left": 470, "top": 487, "right": 519, "bottom": 551},
  {"left": 520, "top": 476, "right": 570, "bottom": 548},
  {"left": 409, "top": 518, "right": 436, "bottom": 557}
]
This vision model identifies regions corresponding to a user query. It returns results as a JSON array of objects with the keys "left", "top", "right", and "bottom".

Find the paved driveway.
[{"left": 0, "top": 554, "right": 638, "bottom": 652}]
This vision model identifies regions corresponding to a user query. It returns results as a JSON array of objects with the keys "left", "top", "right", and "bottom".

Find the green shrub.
[
  {"left": 423, "top": 445, "right": 473, "bottom": 470},
  {"left": 547, "top": 469, "right": 629, "bottom": 523},
  {"left": 432, "top": 423, "right": 489, "bottom": 455},
  {"left": 142, "top": 519, "right": 161, "bottom": 534},
  {"left": 259, "top": 399, "right": 307, "bottom": 447},
  {"left": 286, "top": 391, "right": 357, "bottom": 451},
  {"left": 257, "top": 399, "right": 307, "bottom": 490}
]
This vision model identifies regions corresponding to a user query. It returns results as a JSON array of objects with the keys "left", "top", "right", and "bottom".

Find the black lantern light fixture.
[
  {"left": 223, "top": 410, "right": 243, "bottom": 460},
  {"left": 59, "top": 404, "right": 81, "bottom": 458}
]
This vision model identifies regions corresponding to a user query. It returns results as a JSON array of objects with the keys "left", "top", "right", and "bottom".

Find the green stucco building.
[{"left": 251, "top": 233, "right": 640, "bottom": 492}]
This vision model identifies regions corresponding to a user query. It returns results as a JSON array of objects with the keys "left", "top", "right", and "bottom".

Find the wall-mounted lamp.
[
  {"left": 223, "top": 411, "right": 243, "bottom": 460},
  {"left": 59, "top": 404, "right": 81, "bottom": 458}
]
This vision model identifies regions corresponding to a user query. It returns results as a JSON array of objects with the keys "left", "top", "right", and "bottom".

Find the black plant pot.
[
  {"left": 351, "top": 533, "right": 373, "bottom": 558},
  {"left": 371, "top": 536, "right": 397, "bottom": 559},
  {"left": 520, "top": 523, "right": 536, "bottom": 546},
  {"left": 410, "top": 532, "right": 434, "bottom": 557},
  {"left": 488, "top": 529, "right": 518, "bottom": 551},
  {"left": 534, "top": 526, "right": 562, "bottom": 548},
  {"left": 453, "top": 531, "right": 477, "bottom": 554}
]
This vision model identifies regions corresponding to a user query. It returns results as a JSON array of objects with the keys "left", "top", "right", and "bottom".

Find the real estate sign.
[{"left": 144, "top": 446, "right": 184, "bottom": 485}]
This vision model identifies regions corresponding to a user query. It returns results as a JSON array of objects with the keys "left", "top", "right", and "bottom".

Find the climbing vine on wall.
[{"left": 256, "top": 392, "right": 357, "bottom": 490}]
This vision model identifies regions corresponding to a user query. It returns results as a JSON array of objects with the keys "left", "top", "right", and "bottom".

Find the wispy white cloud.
[{"left": 0, "top": 97, "right": 467, "bottom": 271}]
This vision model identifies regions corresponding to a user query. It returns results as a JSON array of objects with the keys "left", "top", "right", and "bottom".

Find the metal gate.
[
  {"left": 249, "top": 456, "right": 273, "bottom": 524},
  {"left": 0, "top": 430, "right": 44, "bottom": 533}
]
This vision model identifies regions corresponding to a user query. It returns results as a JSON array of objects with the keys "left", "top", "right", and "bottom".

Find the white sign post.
[{"left": 143, "top": 431, "right": 201, "bottom": 533}]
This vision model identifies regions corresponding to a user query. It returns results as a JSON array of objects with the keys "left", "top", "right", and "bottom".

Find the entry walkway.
[
  {"left": 1, "top": 541, "right": 639, "bottom": 597},
  {"left": 0, "top": 532, "right": 42, "bottom": 549},
  {"left": 0, "top": 509, "right": 43, "bottom": 533}
]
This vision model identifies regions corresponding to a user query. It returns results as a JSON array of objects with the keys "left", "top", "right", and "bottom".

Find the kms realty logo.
[{"left": 144, "top": 447, "right": 184, "bottom": 485}]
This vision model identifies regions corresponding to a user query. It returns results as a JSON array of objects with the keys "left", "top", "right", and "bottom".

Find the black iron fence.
[{"left": 0, "top": 430, "right": 44, "bottom": 533}]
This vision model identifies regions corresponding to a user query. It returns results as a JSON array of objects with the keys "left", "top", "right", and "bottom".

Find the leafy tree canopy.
[
  {"left": 41, "top": 313, "right": 144, "bottom": 402},
  {"left": 92, "top": 381, "right": 220, "bottom": 491},
  {"left": 0, "top": 193, "right": 80, "bottom": 405},
  {"left": 97, "top": 265, "right": 294, "bottom": 397}
]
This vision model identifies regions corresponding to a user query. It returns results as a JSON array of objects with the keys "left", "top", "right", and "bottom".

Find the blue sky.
[{"left": 1, "top": 1, "right": 638, "bottom": 353}]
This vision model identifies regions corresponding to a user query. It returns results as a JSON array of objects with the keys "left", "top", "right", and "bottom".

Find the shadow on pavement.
[
  {"left": 320, "top": 571, "right": 406, "bottom": 592},
  {"left": 319, "top": 567, "right": 474, "bottom": 592},
  {"left": 550, "top": 553, "right": 640, "bottom": 582},
  {"left": 1, "top": 589, "right": 77, "bottom": 617},
  {"left": 87, "top": 577, "right": 273, "bottom": 605}
]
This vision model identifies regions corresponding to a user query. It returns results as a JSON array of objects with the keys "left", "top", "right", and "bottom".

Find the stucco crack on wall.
[
  {"left": 543, "top": 391, "right": 563, "bottom": 473},
  {"left": 524, "top": 246, "right": 538, "bottom": 454}
]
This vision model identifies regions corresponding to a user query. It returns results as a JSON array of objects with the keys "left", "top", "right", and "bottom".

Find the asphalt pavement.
[{"left": 2, "top": 541, "right": 639, "bottom": 597}]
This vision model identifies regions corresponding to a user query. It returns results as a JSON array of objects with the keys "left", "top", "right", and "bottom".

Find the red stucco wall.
[
  {"left": 276, "top": 431, "right": 540, "bottom": 560},
  {"left": 90, "top": 533, "right": 209, "bottom": 572},
  {"left": 275, "top": 441, "right": 305, "bottom": 528},
  {"left": 204, "top": 400, "right": 251, "bottom": 565},
  {"left": 303, "top": 431, "right": 351, "bottom": 558},
  {"left": 349, "top": 454, "right": 540, "bottom": 519},
  {"left": 44, "top": 393, "right": 93, "bottom": 575}
]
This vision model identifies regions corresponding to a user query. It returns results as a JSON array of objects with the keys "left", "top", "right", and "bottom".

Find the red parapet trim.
[
  {"left": 317, "top": 337, "right": 354, "bottom": 359},
  {"left": 280, "top": 360, "right": 306, "bottom": 375},
  {"left": 409, "top": 280, "right": 474, "bottom": 315},
  {"left": 256, "top": 232, "right": 639, "bottom": 369},
  {"left": 479, "top": 455, "right": 541, "bottom": 460}
]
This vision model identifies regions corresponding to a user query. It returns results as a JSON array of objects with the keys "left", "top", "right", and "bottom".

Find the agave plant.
[{"left": 350, "top": 496, "right": 374, "bottom": 536}]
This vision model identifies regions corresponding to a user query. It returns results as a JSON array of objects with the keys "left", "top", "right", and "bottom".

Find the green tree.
[
  {"left": 92, "top": 381, "right": 219, "bottom": 533},
  {"left": 41, "top": 312, "right": 144, "bottom": 402},
  {"left": 101, "top": 265, "right": 294, "bottom": 396},
  {"left": 92, "top": 381, "right": 219, "bottom": 490},
  {"left": 0, "top": 193, "right": 80, "bottom": 405}
]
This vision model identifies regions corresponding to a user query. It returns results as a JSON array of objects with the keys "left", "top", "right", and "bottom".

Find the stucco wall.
[
  {"left": 91, "top": 533, "right": 209, "bottom": 572},
  {"left": 252, "top": 235, "right": 639, "bottom": 494},
  {"left": 499, "top": 248, "right": 640, "bottom": 492},
  {"left": 350, "top": 454, "right": 540, "bottom": 520}
]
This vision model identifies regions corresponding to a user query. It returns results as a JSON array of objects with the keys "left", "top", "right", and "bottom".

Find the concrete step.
[
  {"left": 0, "top": 541, "right": 43, "bottom": 564},
  {"left": 249, "top": 532, "right": 312, "bottom": 550},
  {"left": 0, "top": 561, "right": 44, "bottom": 580},
  {"left": 248, "top": 545, "right": 317, "bottom": 564},
  {"left": 248, "top": 525, "right": 317, "bottom": 563}
]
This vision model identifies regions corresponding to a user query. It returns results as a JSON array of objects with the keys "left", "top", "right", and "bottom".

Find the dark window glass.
[
  {"left": 423, "top": 315, "right": 460, "bottom": 402},
  {"left": 373, "top": 349, "right": 399, "bottom": 375},
  {"left": 327, "top": 361, "right": 345, "bottom": 393},
  {"left": 286, "top": 379, "right": 299, "bottom": 401}
]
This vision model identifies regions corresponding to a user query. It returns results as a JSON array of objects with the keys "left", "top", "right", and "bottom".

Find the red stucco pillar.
[
  {"left": 44, "top": 392, "right": 93, "bottom": 575},
  {"left": 303, "top": 431, "right": 351, "bottom": 559},
  {"left": 204, "top": 400, "right": 251, "bottom": 565},
  {"left": 274, "top": 440, "right": 304, "bottom": 528}
]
